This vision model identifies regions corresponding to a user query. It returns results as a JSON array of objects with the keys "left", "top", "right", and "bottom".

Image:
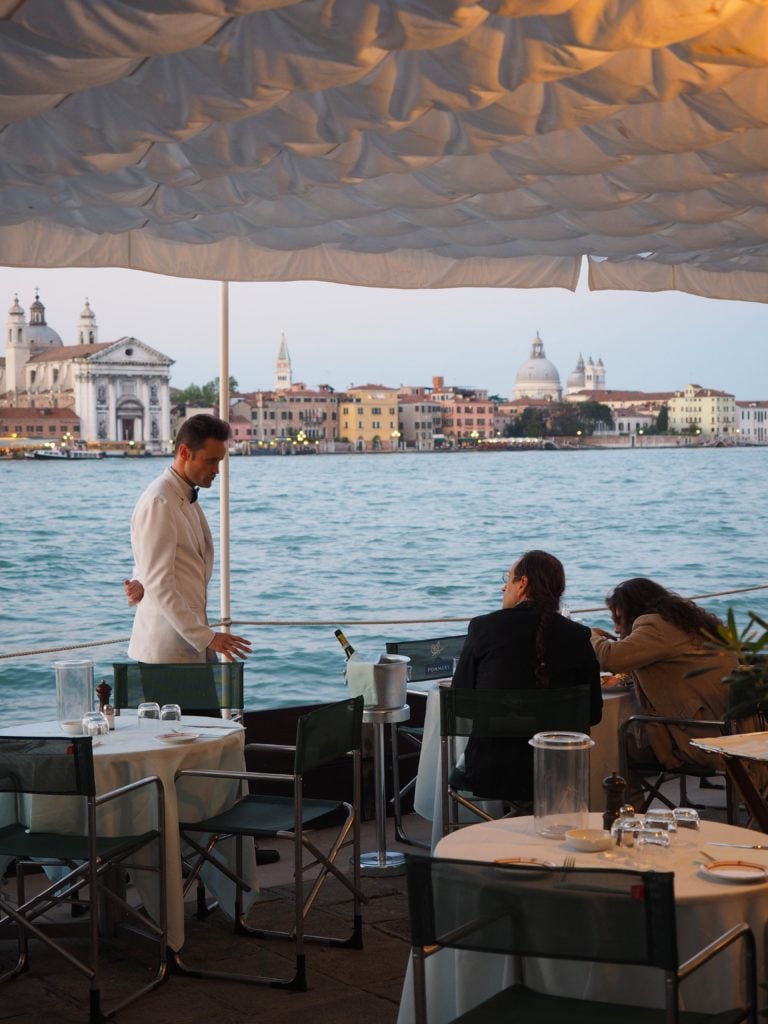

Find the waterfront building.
[
  {"left": 0, "top": 405, "right": 81, "bottom": 444},
  {"left": 397, "top": 392, "right": 443, "bottom": 449},
  {"left": 610, "top": 408, "right": 657, "bottom": 436},
  {"left": 340, "top": 385, "right": 399, "bottom": 450},
  {"left": 239, "top": 384, "right": 338, "bottom": 447},
  {"left": 1, "top": 292, "right": 173, "bottom": 453},
  {"left": 494, "top": 397, "right": 552, "bottom": 436},
  {"left": 735, "top": 401, "right": 768, "bottom": 444},
  {"left": 668, "top": 384, "right": 736, "bottom": 439},
  {"left": 513, "top": 333, "right": 562, "bottom": 401},
  {"left": 428, "top": 376, "right": 492, "bottom": 444},
  {"left": 566, "top": 389, "right": 673, "bottom": 415}
]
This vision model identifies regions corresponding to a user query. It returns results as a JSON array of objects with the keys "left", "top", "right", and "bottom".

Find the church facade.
[
  {"left": 1, "top": 292, "right": 173, "bottom": 453},
  {"left": 512, "top": 332, "right": 606, "bottom": 402}
]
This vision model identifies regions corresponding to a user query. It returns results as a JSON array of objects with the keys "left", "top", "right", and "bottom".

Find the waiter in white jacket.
[{"left": 125, "top": 414, "right": 251, "bottom": 664}]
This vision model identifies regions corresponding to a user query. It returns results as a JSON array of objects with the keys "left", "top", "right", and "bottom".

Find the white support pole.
[{"left": 219, "top": 281, "right": 231, "bottom": 645}]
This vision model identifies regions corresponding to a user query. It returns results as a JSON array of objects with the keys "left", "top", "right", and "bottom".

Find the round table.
[
  {"left": 0, "top": 714, "right": 258, "bottom": 951},
  {"left": 396, "top": 812, "right": 768, "bottom": 1023}
]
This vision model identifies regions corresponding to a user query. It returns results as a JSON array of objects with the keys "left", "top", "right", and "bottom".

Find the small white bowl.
[
  {"left": 59, "top": 720, "right": 83, "bottom": 736},
  {"left": 565, "top": 828, "right": 612, "bottom": 852}
]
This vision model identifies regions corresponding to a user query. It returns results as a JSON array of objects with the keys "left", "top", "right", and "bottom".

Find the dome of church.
[
  {"left": 80, "top": 299, "right": 95, "bottom": 319},
  {"left": 26, "top": 290, "right": 63, "bottom": 347},
  {"left": 566, "top": 353, "right": 585, "bottom": 392},
  {"left": 513, "top": 332, "right": 561, "bottom": 401}
]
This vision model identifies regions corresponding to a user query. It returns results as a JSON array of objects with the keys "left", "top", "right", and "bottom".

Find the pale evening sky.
[{"left": 2, "top": 265, "right": 765, "bottom": 402}]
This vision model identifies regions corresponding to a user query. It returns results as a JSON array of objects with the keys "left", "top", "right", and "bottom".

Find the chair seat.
[
  {"left": 179, "top": 794, "right": 346, "bottom": 838},
  {"left": 454, "top": 982, "right": 748, "bottom": 1024},
  {"left": 0, "top": 822, "right": 160, "bottom": 863}
]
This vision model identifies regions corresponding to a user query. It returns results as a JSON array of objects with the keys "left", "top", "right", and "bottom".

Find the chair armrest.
[
  {"left": 175, "top": 767, "right": 295, "bottom": 785},
  {"left": 621, "top": 714, "right": 726, "bottom": 732},
  {"left": 245, "top": 742, "right": 297, "bottom": 754},
  {"left": 95, "top": 774, "right": 165, "bottom": 807},
  {"left": 678, "top": 921, "right": 754, "bottom": 981}
]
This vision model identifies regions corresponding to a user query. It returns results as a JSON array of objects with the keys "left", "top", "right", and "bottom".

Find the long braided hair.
[
  {"left": 606, "top": 578, "right": 722, "bottom": 641},
  {"left": 514, "top": 550, "right": 566, "bottom": 688}
]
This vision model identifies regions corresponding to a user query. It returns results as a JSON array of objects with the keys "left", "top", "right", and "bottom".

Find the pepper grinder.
[
  {"left": 96, "top": 678, "right": 112, "bottom": 713},
  {"left": 602, "top": 771, "right": 627, "bottom": 831}
]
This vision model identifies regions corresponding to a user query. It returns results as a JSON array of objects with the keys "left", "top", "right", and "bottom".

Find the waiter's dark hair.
[
  {"left": 606, "top": 577, "right": 721, "bottom": 640},
  {"left": 514, "top": 550, "right": 566, "bottom": 688},
  {"left": 175, "top": 414, "right": 231, "bottom": 452}
]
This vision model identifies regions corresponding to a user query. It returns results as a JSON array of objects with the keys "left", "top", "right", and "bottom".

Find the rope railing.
[{"left": 1, "top": 583, "right": 766, "bottom": 662}]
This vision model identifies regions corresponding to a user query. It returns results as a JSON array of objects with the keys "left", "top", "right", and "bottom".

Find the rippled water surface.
[{"left": 1, "top": 448, "right": 766, "bottom": 724}]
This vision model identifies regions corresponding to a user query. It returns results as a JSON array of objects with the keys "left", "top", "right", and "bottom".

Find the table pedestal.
[{"left": 360, "top": 704, "right": 410, "bottom": 875}]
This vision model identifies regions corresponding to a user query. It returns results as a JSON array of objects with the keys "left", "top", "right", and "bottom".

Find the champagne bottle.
[{"left": 334, "top": 628, "right": 355, "bottom": 659}]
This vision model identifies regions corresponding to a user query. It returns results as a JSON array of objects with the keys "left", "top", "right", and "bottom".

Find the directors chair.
[
  {"left": 440, "top": 685, "right": 592, "bottom": 835},
  {"left": 0, "top": 735, "right": 167, "bottom": 1024},
  {"left": 112, "top": 660, "right": 244, "bottom": 718},
  {"left": 406, "top": 855, "right": 757, "bottom": 1024},
  {"left": 385, "top": 634, "right": 466, "bottom": 846},
  {"left": 173, "top": 695, "right": 365, "bottom": 992}
]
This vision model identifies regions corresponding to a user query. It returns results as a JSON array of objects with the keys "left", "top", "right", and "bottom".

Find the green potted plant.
[{"left": 703, "top": 610, "right": 768, "bottom": 721}]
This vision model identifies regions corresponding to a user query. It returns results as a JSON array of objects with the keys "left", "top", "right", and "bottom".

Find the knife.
[{"left": 705, "top": 841, "right": 768, "bottom": 850}]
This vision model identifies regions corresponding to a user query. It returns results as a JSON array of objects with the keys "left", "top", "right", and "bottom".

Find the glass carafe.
[
  {"left": 529, "top": 730, "right": 594, "bottom": 838},
  {"left": 54, "top": 658, "right": 95, "bottom": 726}
]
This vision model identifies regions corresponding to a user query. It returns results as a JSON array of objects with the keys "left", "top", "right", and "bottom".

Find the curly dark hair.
[
  {"left": 513, "top": 550, "right": 566, "bottom": 688},
  {"left": 606, "top": 577, "right": 721, "bottom": 640}
]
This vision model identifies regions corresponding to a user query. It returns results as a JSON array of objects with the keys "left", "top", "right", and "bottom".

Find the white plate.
[
  {"left": 699, "top": 860, "right": 768, "bottom": 884},
  {"left": 156, "top": 731, "right": 201, "bottom": 745}
]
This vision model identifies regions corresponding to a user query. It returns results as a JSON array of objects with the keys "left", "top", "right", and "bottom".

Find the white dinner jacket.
[{"left": 128, "top": 466, "right": 215, "bottom": 663}]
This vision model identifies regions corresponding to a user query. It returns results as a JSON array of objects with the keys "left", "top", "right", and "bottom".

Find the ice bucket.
[
  {"left": 346, "top": 655, "right": 410, "bottom": 709},
  {"left": 529, "top": 730, "right": 594, "bottom": 838},
  {"left": 54, "top": 658, "right": 95, "bottom": 724}
]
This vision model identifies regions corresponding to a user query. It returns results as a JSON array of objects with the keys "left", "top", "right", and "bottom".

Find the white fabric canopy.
[{"left": 2, "top": 0, "right": 768, "bottom": 300}]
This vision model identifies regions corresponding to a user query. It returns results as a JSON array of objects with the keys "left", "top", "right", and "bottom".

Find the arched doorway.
[{"left": 116, "top": 398, "right": 144, "bottom": 442}]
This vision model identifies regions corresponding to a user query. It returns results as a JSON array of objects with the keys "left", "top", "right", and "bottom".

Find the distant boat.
[{"left": 24, "top": 446, "right": 104, "bottom": 460}]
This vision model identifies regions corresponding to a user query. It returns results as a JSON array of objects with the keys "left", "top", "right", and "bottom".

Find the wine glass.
[
  {"left": 137, "top": 701, "right": 161, "bottom": 728},
  {"left": 160, "top": 703, "right": 182, "bottom": 724}
]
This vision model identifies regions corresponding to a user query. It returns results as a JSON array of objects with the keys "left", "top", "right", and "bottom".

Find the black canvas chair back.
[
  {"left": 406, "top": 855, "right": 757, "bottom": 1024},
  {"left": 440, "top": 685, "right": 592, "bottom": 830},
  {"left": 385, "top": 635, "right": 466, "bottom": 684},
  {"left": 112, "top": 660, "right": 244, "bottom": 717},
  {"left": 0, "top": 735, "right": 167, "bottom": 1023},
  {"left": 295, "top": 695, "right": 363, "bottom": 774}
]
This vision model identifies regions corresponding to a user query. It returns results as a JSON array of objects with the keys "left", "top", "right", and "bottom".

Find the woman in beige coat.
[{"left": 591, "top": 578, "right": 737, "bottom": 775}]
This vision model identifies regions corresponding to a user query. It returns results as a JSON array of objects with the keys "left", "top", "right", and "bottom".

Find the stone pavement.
[{"left": 0, "top": 815, "right": 432, "bottom": 1024}]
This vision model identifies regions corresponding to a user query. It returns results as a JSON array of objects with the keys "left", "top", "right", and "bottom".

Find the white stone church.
[{"left": 0, "top": 292, "right": 173, "bottom": 453}]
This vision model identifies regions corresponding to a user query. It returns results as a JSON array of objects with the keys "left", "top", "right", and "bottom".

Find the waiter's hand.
[
  {"left": 208, "top": 632, "right": 252, "bottom": 660},
  {"left": 124, "top": 578, "right": 144, "bottom": 605}
]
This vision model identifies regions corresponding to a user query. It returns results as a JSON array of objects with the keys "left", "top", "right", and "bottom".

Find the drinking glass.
[
  {"left": 81, "top": 710, "right": 110, "bottom": 737},
  {"left": 645, "top": 809, "right": 678, "bottom": 833},
  {"left": 672, "top": 807, "right": 700, "bottom": 830},
  {"left": 635, "top": 827, "right": 671, "bottom": 850},
  {"left": 160, "top": 703, "right": 182, "bottom": 723},
  {"left": 137, "top": 701, "right": 161, "bottom": 728}
]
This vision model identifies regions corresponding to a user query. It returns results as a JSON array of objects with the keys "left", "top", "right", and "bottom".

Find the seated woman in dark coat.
[{"left": 451, "top": 550, "right": 602, "bottom": 802}]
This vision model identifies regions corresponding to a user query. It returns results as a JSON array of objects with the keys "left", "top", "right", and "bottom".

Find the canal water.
[{"left": 1, "top": 447, "right": 766, "bottom": 723}]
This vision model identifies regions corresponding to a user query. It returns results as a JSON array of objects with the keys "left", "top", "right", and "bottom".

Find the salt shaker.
[
  {"left": 602, "top": 771, "right": 627, "bottom": 831},
  {"left": 104, "top": 704, "right": 115, "bottom": 730}
]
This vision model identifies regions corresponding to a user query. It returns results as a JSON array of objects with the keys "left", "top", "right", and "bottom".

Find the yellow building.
[
  {"left": 668, "top": 384, "right": 735, "bottom": 439},
  {"left": 340, "top": 385, "right": 399, "bottom": 451}
]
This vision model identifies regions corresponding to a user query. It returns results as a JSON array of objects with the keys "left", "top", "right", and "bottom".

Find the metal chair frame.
[
  {"left": 172, "top": 695, "right": 366, "bottom": 992},
  {"left": 0, "top": 735, "right": 167, "bottom": 1024}
]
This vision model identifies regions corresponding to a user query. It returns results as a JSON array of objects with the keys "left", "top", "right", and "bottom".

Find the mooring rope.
[{"left": 1, "top": 583, "right": 766, "bottom": 662}]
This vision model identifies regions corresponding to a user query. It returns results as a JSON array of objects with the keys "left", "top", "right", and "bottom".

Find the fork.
[{"left": 560, "top": 855, "right": 576, "bottom": 880}]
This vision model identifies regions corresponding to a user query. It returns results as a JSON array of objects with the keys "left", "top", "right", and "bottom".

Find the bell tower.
[
  {"left": 5, "top": 294, "right": 30, "bottom": 398},
  {"left": 275, "top": 332, "right": 292, "bottom": 391},
  {"left": 77, "top": 298, "right": 98, "bottom": 345}
]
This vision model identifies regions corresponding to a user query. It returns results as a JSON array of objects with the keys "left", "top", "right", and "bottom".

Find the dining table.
[
  {"left": 396, "top": 811, "right": 768, "bottom": 1024},
  {"left": 0, "top": 714, "right": 259, "bottom": 952},
  {"left": 412, "top": 681, "right": 638, "bottom": 850}
]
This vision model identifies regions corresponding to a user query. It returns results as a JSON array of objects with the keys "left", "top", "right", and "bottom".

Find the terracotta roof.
[
  {"left": 570, "top": 389, "right": 675, "bottom": 401},
  {"left": 0, "top": 406, "right": 79, "bottom": 421},
  {"left": 736, "top": 400, "right": 768, "bottom": 408},
  {"left": 29, "top": 343, "right": 112, "bottom": 363}
]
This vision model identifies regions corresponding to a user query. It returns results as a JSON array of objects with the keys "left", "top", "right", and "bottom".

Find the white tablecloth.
[
  {"left": 397, "top": 813, "right": 768, "bottom": 1023},
  {"left": 0, "top": 715, "right": 259, "bottom": 951},
  {"left": 413, "top": 684, "right": 637, "bottom": 849}
]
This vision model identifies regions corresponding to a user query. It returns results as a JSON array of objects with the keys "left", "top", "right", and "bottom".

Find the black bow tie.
[{"left": 190, "top": 487, "right": 199, "bottom": 504}]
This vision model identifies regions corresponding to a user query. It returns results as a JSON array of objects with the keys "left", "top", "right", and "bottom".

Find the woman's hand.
[{"left": 591, "top": 627, "right": 616, "bottom": 641}]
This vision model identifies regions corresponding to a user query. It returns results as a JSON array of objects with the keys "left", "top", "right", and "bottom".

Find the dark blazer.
[{"left": 451, "top": 601, "right": 602, "bottom": 800}]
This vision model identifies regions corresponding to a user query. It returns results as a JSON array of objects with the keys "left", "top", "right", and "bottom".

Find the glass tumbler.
[
  {"left": 160, "top": 703, "right": 182, "bottom": 723},
  {"left": 81, "top": 710, "right": 110, "bottom": 737},
  {"left": 137, "top": 701, "right": 161, "bottom": 728}
]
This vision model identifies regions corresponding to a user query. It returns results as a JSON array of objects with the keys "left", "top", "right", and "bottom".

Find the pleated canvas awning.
[{"left": 2, "top": 0, "right": 768, "bottom": 301}]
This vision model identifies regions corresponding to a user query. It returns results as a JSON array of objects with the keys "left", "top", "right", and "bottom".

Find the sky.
[{"left": 2, "top": 265, "right": 766, "bottom": 401}]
